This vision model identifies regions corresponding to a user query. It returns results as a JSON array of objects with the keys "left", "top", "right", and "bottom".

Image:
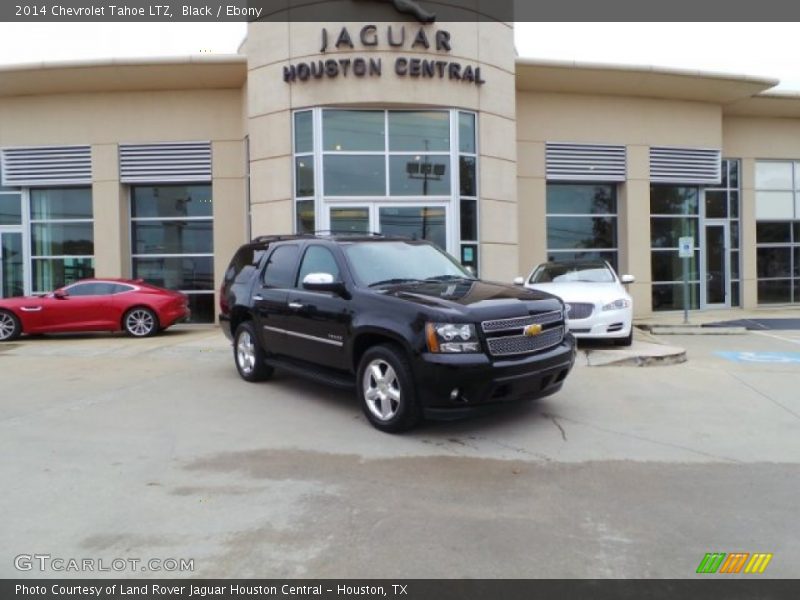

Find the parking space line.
[{"left": 752, "top": 330, "right": 800, "bottom": 347}]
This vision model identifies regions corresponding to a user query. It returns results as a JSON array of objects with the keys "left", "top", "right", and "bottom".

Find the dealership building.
[{"left": 1, "top": 17, "right": 800, "bottom": 321}]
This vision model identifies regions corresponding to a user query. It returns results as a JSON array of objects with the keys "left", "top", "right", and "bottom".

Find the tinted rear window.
[{"left": 226, "top": 245, "right": 268, "bottom": 284}]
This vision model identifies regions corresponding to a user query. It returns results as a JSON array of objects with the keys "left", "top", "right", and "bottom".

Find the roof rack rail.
[
  {"left": 250, "top": 233, "right": 313, "bottom": 244},
  {"left": 312, "top": 230, "right": 386, "bottom": 237}
]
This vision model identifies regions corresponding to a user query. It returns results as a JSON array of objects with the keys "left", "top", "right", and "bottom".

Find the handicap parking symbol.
[{"left": 716, "top": 351, "right": 800, "bottom": 364}]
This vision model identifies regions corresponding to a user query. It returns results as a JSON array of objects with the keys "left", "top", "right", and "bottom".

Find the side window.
[
  {"left": 66, "top": 282, "right": 114, "bottom": 296},
  {"left": 297, "top": 246, "right": 341, "bottom": 286},
  {"left": 110, "top": 284, "right": 135, "bottom": 295},
  {"left": 261, "top": 245, "right": 300, "bottom": 288},
  {"left": 226, "top": 245, "right": 268, "bottom": 284}
]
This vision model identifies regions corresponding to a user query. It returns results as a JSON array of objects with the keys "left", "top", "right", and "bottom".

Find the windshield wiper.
[
  {"left": 368, "top": 278, "right": 423, "bottom": 288},
  {"left": 424, "top": 275, "right": 475, "bottom": 282}
]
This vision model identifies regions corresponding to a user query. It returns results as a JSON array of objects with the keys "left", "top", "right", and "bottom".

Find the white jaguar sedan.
[{"left": 515, "top": 260, "right": 635, "bottom": 346}]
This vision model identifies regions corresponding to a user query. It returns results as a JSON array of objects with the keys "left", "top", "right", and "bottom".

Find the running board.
[{"left": 263, "top": 356, "right": 355, "bottom": 390}]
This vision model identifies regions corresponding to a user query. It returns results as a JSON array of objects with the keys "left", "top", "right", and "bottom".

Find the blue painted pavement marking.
[{"left": 716, "top": 351, "right": 800, "bottom": 364}]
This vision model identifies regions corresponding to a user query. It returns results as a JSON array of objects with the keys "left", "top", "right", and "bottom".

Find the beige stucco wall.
[
  {"left": 723, "top": 116, "right": 800, "bottom": 308},
  {"left": 516, "top": 91, "right": 724, "bottom": 315},
  {"left": 0, "top": 88, "right": 246, "bottom": 313},
  {"left": 245, "top": 17, "right": 518, "bottom": 282}
]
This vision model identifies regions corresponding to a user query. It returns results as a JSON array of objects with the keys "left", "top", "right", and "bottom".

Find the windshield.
[
  {"left": 531, "top": 262, "right": 615, "bottom": 284},
  {"left": 344, "top": 241, "right": 474, "bottom": 287}
]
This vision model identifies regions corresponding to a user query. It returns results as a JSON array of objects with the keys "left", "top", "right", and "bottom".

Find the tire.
[
  {"left": 123, "top": 307, "right": 159, "bottom": 338},
  {"left": 357, "top": 343, "right": 421, "bottom": 433},
  {"left": 615, "top": 329, "right": 633, "bottom": 347},
  {"left": 0, "top": 310, "right": 21, "bottom": 342},
  {"left": 233, "top": 321, "right": 274, "bottom": 382}
]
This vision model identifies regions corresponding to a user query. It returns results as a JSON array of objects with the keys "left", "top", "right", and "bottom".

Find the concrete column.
[
  {"left": 212, "top": 140, "right": 249, "bottom": 316},
  {"left": 91, "top": 144, "right": 128, "bottom": 278},
  {"left": 620, "top": 144, "right": 652, "bottom": 317},
  {"left": 516, "top": 140, "right": 546, "bottom": 277},
  {"left": 740, "top": 158, "right": 758, "bottom": 309}
]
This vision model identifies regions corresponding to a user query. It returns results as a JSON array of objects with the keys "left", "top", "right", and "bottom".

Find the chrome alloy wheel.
[
  {"left": 0, "top": 312, "right": 16, "bottom": 340},
  {"left": 363, "top": 359, "right": 401, "bottom": 421},
  {"left": 125, "top": 309, "right": 155, "bottom": 336},
  {"left": 236, "top": 330, "right": 256, "bottom": 376}
]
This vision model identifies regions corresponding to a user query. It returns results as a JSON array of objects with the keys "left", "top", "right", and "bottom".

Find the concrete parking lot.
[{"left": 1, "top": 325, "right": 799, "bottom": 578}]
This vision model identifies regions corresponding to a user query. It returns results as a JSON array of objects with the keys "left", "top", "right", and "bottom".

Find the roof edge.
[
  {"left": 514, "top": 57, "right": 780, "bottom": 88},
  {"left": 0, "top": 54, "right": 247, "bottom": 75}
]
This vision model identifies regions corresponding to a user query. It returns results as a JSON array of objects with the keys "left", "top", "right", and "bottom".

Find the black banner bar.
[
  {"left": 4, "top": 580, "right": 800, "bottom": 600},
  {"left": 4, "top": 0, "right": 800, "bottom": 22}
]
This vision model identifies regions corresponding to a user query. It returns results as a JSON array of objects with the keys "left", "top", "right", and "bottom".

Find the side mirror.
[
  {"left": 303, "top": 273, "right": 347, "bottom": 295},
  {"left": 464, "top": 266, "right": 476, "bottom": 277},
  {"left": 621, "top": 274, "right": 635, "bottom": 284},
  {"left": 513, "top": 276, "right": 525, "bottom": 286},
  {"left": 53, "top": 289, "right": 69, "bottom": 299}
]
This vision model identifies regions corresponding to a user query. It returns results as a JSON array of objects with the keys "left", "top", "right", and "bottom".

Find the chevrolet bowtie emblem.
[{"left": 523, "top": 324, "right": 543, "bottom": 337}]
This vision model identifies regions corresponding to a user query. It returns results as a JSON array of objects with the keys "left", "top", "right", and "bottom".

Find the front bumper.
[
  {"left": 413, "top": 337, "right": 576, "bottom": 418},
  {"left": 567, "top": 308, "right": 632, "bottom": 339}
]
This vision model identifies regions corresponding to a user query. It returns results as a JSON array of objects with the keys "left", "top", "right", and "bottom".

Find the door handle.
[
  {"left": 252, "top": 294, "right": 264, "bottom": 301},
  {"left": 288, "top": 302, "right": 305, "bottom": 310}
]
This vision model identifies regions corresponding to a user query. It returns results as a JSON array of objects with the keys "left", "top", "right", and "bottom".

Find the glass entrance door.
[
  {"left": 0, "top": 231, "right": 24, "bottom": 298},
  {"left": 702, "top": 221, "right": 729, "bottom": 308},
  {"left": 327, "top": 204, "right": 448, "bottom": 250}
]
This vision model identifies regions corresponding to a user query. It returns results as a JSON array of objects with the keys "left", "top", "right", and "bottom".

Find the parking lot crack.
[
  {"left": 552, "top": 415, "right": 743, "bottom": 463},
  {"left": 726, "top": 370, "right": 800, "bottom": 422},
  {"left": 542, "top": 412, "right": 567, "bottom": 442}
]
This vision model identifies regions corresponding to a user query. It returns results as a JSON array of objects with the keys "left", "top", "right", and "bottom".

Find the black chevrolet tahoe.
[{"left": 219, "top": 234, "right": 576, "bottom": 433}]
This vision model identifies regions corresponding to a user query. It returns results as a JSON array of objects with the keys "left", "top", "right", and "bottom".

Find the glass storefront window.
[
  {"left": 459, "top": 112, "right": 476, "bottom": 154},
  {"left": 755, "top": 160, "right": 800, "bottom": 304},
  {"left": 323, "top": 155, "right": 385, "bottom": 196},
  {"left": 296, "top": 200, "right": 315, "bottom": 234},
  {"left": 756, "top": 161, "right": 793, "bottom": 189},
  {"left": 547, "top": 184, "right": 616, "bottom": 215},
  {"left": 652, "top": 283, "right": 700, "bottom": 311},
  {"left": 32, "top": 258, "right": 94, "bottom": 293},
  {"left": 379, "top": 206, "right": 446, "bottom": 249},
  {"left": 31, "top": 188, "right": 93, "bottom": 220},
  {"left": 31, "top": 222, "right": 94, "bottom": 256},
  {"left": 131, "top": 185, "right": 212, "bottom": 219},
  {"left": 294, "top": 111, "right": 314, "bottom": 154},
  {"left": 650, "top": 218, "right": 699, "bottom": 249},
  {"left": 295, "top": 157, "right": 314, "bottom": 198},
  {"left": 0, "top": 194, "right": 22, "bottom": 225},
  {"left": 331, "top": 207, "right": 370, "bottom": 233},
  {"left": 295, "top": 109, "right": 479, "bottom": 273},
  {"left": 460, "top": 200, "right": 477, "bottom": 241},
  {"left": 30, "top": 187, "right": 94, "bottom": 293},
  {"left": 459, "top": 156, "right": 477, "bottom": 197},
  {"left": 131, "top": 185, "right": 213, "bottom": 323},
  {"left": 323, "top": 110, "right": 385, "bottom": 152},
  {"left": 546, "top": 216, "right": 616, "bottom": 250},
  {"left": 389, "top": 111, "right": 449, "bottom": 152},
  {"left": 650, "top": 186, "right": 699, "bottom": 215},
  {"left": 131, "top": 221, "right": 213, "bottom": 255},
  {"left": 389, "top": 156, "right": 450, "bottom": 196},
  {"left": 650, "top": 184, "right": 701, "bottom": 310},
  {"left": 546, "top": 183, "right": 618, "bottom": 270},
  {"left": 758, "top": 280, "right": 792, "bottom": 304},
  {"left": 757, "top": 247, "right": 791, "bottom": 278}
]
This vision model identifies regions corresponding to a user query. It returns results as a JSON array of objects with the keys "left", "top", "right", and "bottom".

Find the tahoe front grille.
[
  {"left": 481, "top": 310, "right": 563, "bottom": 334},
  {"left": 485, "top": 326, "right": 565, "bottom": 358}
]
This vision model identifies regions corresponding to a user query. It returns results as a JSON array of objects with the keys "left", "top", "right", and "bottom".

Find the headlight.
[
  {"left": 602, "top": 298, "right": 631, "bottom": 311},
  {"left": 425, "top": 322, "right": 481, "bottom": 353}
]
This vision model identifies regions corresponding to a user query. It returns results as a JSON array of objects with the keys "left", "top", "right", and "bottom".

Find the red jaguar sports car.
[{"left": 0, "top": 279, "right": 190, "bottom": 341}]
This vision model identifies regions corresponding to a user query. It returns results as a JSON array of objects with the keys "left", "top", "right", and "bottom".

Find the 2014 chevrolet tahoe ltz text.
[{"left": 219, "top": 234, "right": 576, "bottom": 433}]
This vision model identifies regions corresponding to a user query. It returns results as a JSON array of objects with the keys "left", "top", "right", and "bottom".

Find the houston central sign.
[{"left": 283, "top": 25, "right": 486, "bottom": 86}]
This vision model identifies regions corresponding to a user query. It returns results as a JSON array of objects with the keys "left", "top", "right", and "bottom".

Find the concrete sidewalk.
[{"left": 635, "top": 306, "right": 800, "bottom": 329}]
